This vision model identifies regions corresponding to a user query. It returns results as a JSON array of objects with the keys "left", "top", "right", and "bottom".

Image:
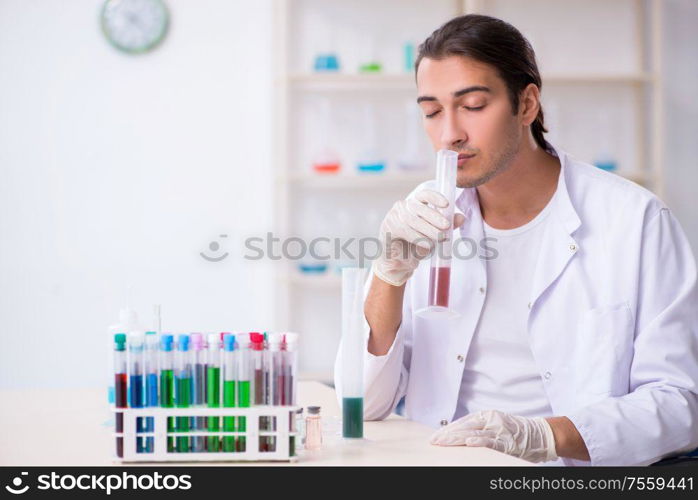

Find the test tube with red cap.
[
  {"left": 418, "top": 149, "right": 460, "bottom": 319},
  {"left": 250, "top": 332, "right": 264, "bottom": 406},
  {"left": 250, "top": 332, "right": 267, "bottom": 451}
]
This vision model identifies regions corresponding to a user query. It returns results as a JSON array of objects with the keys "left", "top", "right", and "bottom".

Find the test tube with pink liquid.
[{"left": 418, "top": 149, "right": 459, "bottom": 319}]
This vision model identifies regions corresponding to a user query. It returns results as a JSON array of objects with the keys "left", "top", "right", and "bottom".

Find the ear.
[{"left": 519, "top": 83, "right": 541, "bottom": 127}]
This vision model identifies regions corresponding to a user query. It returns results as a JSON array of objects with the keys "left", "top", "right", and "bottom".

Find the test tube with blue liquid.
[
  {"left": 128, "top": 332, "right": 146, "bottom": 453},
  {"left": 143, "top": 331, "right": 159, "bottom": 453},
  {"left": 341, "top": 268, "right": 366, "bottom": 439}
]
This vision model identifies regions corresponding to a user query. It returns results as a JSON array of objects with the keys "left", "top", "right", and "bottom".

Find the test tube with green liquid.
[
  {"left": 222, "top": 333, "right": 237, "bottom": 452},
  {"left": 206, "top": 332, "right": 222, "bottom": 452},
  {"left": 190, "top": 333, "right": 206, "bottom": 452},
  {"left": 341, "top": 268, "right": 366, "bottom": 438},
  {"left": 236, "top": 332, "right": 251, "bottom": 452},
  {"left": 175, "top": 334, "right": 192, "bottom": 452},
  {"left": 159, "top": 334, "right": 175, "bottom": 452}
]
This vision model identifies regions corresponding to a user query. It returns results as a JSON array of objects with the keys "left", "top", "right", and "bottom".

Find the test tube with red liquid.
[
  {"left": 113, "top": 333, "right": 127, "bottom": 458},
  {"left": 419, "top": 149, "right": 459, "bottom": 319}
]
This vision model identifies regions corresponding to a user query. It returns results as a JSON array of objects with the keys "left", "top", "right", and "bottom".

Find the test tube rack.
[{"left": 114, "top": 405, "right": 301, "bottom": 462}]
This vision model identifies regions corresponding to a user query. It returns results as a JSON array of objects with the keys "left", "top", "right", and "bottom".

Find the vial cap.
[
  {"left": 190, "top": 332, "right": 204, "bottom": 351},
  {"left": 178, "top": 334, "right": 190, "bottom": 351},
  {"left": 114, "top": 333, "right": 127, "bottom": 351},
  {"left": 223, "top": 333, "right": 236, "bottom": 352},
  {"left": 160, "top": 334, "right": 174, "bottom": 352}
]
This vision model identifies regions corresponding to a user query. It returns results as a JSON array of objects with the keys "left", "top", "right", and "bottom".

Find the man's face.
[{"left": 416, "top": 55, "right": 523, "bottom": 188}]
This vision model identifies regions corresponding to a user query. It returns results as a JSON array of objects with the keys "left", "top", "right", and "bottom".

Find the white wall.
[
  {"left": 1, "top": 0, "right": 696, "bottom": 390},
  {"left": 0, "top": 0, "right": 275, "bottom": 389},
  {"left": 663, "top": 0, "right": 698, "bottom": 252}
]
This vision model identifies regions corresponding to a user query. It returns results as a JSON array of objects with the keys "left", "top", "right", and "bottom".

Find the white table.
[{"left": 0, "top": 381, "right": 531, "bottom": 466}]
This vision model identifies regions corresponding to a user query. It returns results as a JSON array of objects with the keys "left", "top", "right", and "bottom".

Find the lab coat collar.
[{"left": 453, "top": 143, "right": 581, "bottom": 237}]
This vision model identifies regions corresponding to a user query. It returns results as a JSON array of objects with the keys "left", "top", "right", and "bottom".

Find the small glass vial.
[{"left": 305, "top": 406, "right": 322, "bottom": 450}]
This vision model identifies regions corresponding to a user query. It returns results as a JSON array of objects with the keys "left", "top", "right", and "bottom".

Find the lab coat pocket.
[{"left": 574, "top": 302, "right": 634, "bottom": 399}]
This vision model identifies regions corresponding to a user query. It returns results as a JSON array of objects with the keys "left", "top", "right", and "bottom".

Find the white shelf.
[
  {"left": 544, "top": 73, "right": 656, "bottom": 85},
  {"left": 278, "top": 170, "right": 645, "bottom": 189},
  {"left": 286, "top": 72, "right": 657, "bottom": 91},
  {"left": 284, "top": 272, "right": 342, "bottom": 289},
  {"left": 287, "top": 73, "right": 416, "bottom": 91},
  {"left": 278, "top": 171, "right": 432, "bottom": 190},
  {"left": 274, "top": 0, "right": 664, "bottom": 378}
]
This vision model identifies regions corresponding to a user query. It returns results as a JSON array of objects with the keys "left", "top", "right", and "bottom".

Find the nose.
[{"left": 439, "top": 108, "right": 467, "bottom": 151}]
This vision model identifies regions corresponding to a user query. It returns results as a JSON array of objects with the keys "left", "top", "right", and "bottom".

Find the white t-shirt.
[{"left": 454, "top": 192, "right": 557, "bottom": 420}]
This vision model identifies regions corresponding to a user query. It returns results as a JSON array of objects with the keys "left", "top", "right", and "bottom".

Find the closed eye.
[
  {"left": 425, "top": 110, "right": 441, "bottom": 119},
  {"left": 464, "top": 105, "right": 485, "bottom": 111}
]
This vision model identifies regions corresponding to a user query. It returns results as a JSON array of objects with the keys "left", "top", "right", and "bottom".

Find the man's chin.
[{"left": 457, "top": 173, "right": 491, "bottom": 189}]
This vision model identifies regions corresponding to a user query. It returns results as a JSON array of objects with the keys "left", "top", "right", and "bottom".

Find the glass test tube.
[
  {"left": 206, "top": 332, "right": 221, "bottom": 452},
  {"left": 236, "top": 332, "right": 251, "bottom": 452},
  {"left": 128, "top": 332, "right": 145, "bottom": 453},
  {"left": 114, "top": 333, "right": 127, "bottom": 458},
  {"left": 250, "top": 332, "right": 267, "bottom": 451},
  {"left": 143, "top": 331, "right": 159, "bottom": 453},
  {"left": 250, "top": 333, "right": 264, "bottom": 406},
  {"left": 341, "top": 267, "right": 366, "bottom": 439},
  {"left": 267, "top": 333, "right": 283, "bottom": 406},
  {"left": 282, "top": 333, "right": 298, "bottom": 407},
  {"left": 222, "top": 333, "right": 237, "bottom": 452},
  {"left": 159, "top": 334, "right": 175, "bottom": 452},
  {"left": 175, "top": 334, "right": 192, "bottom": 452},
  {"left": 421, "top": 149, "right": 459, "bottom": 318},
  {"left": 266, "top": 332, "right": 283, "bottom": 453},
  {"left": 190, "top": 333, "right": 206, "bottom": 452},
  {"left": 282, "top": 332, "right": 299, "bottom": 456}
]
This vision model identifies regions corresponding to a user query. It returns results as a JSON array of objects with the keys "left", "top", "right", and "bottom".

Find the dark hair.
[{"left": 416, "top": 14, "right": 552, "bottom": 153}]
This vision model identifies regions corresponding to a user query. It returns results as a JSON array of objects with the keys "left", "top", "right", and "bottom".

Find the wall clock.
[{"left": 101, "top": 0, "right": 169, "bottom": 54}]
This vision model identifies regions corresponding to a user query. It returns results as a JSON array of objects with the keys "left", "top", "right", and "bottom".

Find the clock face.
[{"left": 101, "top": 0, "right": 169, "bottom": 54}]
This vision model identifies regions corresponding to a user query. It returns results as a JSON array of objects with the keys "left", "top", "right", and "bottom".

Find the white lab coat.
[{"left": 334, "top": 145, "right": 698, "bottom": 466}]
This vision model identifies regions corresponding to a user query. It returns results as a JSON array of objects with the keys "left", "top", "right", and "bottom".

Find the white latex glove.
[
  {"left": 429, "top": 410, "right": 558, "bottom": 463},
  {"left": 372, "top": 189, "right": 465, "bottom": 287}
]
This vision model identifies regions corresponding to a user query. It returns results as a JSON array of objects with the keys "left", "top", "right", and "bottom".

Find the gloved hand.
[
  {"left": 429, "top": 409, "right": 558, "bottom": 463},
  {"left": 372, "top": 189, "right": 465, "bottom": 287}
]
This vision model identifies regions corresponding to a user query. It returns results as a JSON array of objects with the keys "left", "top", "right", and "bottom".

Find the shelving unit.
[{"left": 273, "top": 0, "right": 664, "bottom": 376}]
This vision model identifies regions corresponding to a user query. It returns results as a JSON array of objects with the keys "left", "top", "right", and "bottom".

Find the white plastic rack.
[{"left": 114, "top": 405, "right": 301, "bottom": 462}]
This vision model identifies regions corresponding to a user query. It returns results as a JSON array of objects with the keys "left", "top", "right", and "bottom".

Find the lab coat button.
[
  {"left": 570, "top": 244, "right": 577, "bottom": 252},
  {"left": 527, "top": 302, "right": 532, "bottom": 309},
  {"left": 457, "top": 354, "right": 464, "bottom": 362},
  {"left": 479, "top": 287, "right": 485, "bottom": 294},
  {"left": 440, "top": 419, "right": 448, "bottom": 426},
  {"left": 544, "top": 371, "right": 552, "bottom": 380}
]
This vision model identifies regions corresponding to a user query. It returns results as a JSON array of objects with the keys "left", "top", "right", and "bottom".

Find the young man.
[{"left": 334, "top": 15, "right": 698, "bottom": 466}]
